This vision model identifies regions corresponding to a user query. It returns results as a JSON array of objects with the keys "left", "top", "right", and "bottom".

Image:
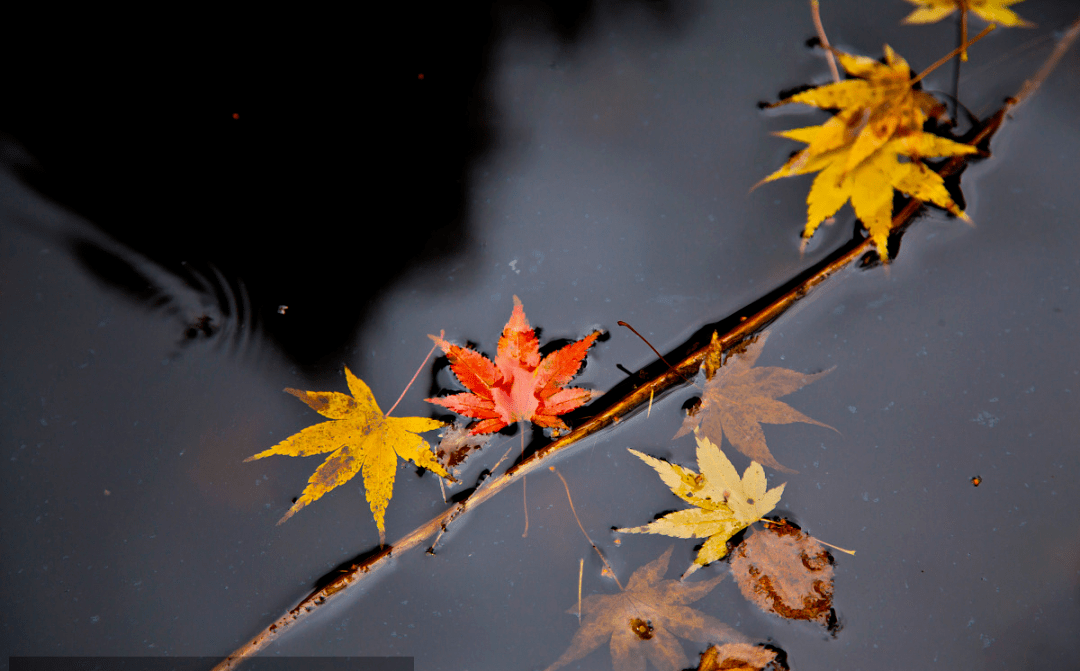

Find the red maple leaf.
[{"left": 426, "top": 296, "right": 600, "bottom": 434}]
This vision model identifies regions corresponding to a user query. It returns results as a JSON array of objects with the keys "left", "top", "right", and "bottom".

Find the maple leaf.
[
  {"left": 903, "top": 0, "right": 1033, "bottom": 26},
  {"left": 426, "top": 296, "right": 599, "bottom": 434},
  {"left": 245, "top": 367, "right": 449, "bottom": 544},
  {"left": 675, "top": 332, "right": 834, "bottom": 473},
  {"left": 771, "top": 44, "right": 944, "bottom": 176},
  {"left": 730, "top": 520, "right": 837, "bottom": 631},
  {"left": 903, "top": 0, "right": 1033, "bottom": 62},
  {"left": 763, "top": 44, "right": 979, "bottom": 260},
  {"left": 616, "top": 434, "right": 786, "bottom": 576},
  {"left": 546, "top": 546, "right": 744, "bottom": 671}
]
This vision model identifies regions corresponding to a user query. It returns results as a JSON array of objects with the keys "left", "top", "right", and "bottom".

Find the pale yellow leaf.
[{"left": 619, "top": 434, "right": 786, "bottom": 572}]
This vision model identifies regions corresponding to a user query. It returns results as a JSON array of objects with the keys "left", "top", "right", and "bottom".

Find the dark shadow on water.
[{"left": 0, "top": 0, "right": 691, "bottom": 369}]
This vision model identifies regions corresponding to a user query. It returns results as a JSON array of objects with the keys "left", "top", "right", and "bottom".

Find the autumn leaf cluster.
[
  {"left": 229, "top": 2, "right": 1047, "bottom": 666},
  {"left": 245, "top": 298, "right": 598, "bottom": 541}
]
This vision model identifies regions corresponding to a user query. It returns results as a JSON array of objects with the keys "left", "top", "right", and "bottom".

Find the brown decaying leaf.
[
  {"left": 434, "top": 419, "right": 493, "bottom": 471},
  {"left": 546, "top": 546, "right": 745, "bottom": 671},
  {"left": 730, "top": 521, "right": 837, "bottom": 631},
  {"left": 675, "top": 332, "right": 834, "bottom": 473},
  {"left": 696, "top": 643, "right": 780, "bottom": 671}
]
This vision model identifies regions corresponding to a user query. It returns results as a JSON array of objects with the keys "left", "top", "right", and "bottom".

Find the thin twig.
[
  {"left": 952, "top": 11, "right": 964, "bottom": 120},
  {"left": 577, "top": 558, "right": 584, "bottom": 621},
  {"left": 386, "top": 330, "right": 443, "bottom": 417},
  {"left": 911, "top": 24, "right": 995, "bottom": 87},
  {"left": 521, "top": 427, "right": 529, "bottom": 538},
  {"left": 618, "top": 321, "right": 695, "bottom": 386},
  {"left": 810, "top": 0, "right": 840, "bottom": 83},
  {"left": 431, "top": 438, "right": 516, "bottom": 552},
  {"left": 960, "top": 5, "right": 969, "bottom": 62},
  {"left": 1011, "top": 15, "right": 1080, "bottom": 108},
  {"left": 759, "top": 518, "right": 855, "bottom": 555},
  {"left": 817, "top": 539, "right": 856, "bottom": 556},
  {"left": 617, "top": 321, "right": 675, "bottom": 370},
  {"left": 551, "top": 466, "right": 623, "bottom": 590}
]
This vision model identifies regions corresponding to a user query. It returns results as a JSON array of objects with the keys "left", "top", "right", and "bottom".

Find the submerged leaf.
[
  {"left": 427, "top": 296, "right": 599, "bottom": 434},
  {"left": 617, "top": 435, "right": 785, "bottom": 575},
  {"left": 676, "top": 332, "right": 834, "bottom": 473},
  {"left": 696, "top": 643, "right": 780, "bottom": 671},
  {"left": 245, "top": 367, "right": 449, "bottom": 543},
  {"left": 730, "top": 520, "right": 837, "bottom": 631},
  {"left": 546, "top": 547, "right": 744, "bottom": 671},
  {"left": 433, "top": 419, "right": 493, "bottom": 472}
]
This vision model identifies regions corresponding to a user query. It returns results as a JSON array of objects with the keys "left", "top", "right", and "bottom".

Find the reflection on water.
[{"left": 3, "top": 1, "right": 1080, "bottom": 670}]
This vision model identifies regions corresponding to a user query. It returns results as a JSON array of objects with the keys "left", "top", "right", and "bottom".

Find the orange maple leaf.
[{"left": 426, "top": 296, "right": 600, "bottom": 434}]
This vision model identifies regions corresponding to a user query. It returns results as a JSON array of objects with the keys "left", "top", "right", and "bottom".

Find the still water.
[{"left": 3, "top": 1, "right": 1079, "bottom": 669}]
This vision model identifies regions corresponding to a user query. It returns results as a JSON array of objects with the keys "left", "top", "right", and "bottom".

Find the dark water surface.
[{"left": 3, "top": 2, "right": 1079, "bottom": 670}]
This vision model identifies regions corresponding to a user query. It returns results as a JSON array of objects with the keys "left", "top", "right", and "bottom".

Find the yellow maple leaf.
[
  {"left": 763, "top": 44, "right": 982, "bottom": 260},
  {"left": 772, "top": 44, "right": 943, "bottom": 175},
  {"left": 617, "top": 433, "right": 785, "bottom": 576},
  {"left": 245, "top": 366, "right": 449, "bottom": 543},
  {"left": 764, "top": 121, "right": 977, "bottom": 259},
  {"left": 902, "top": 1, "right": 1033, "bottom": 61},
  {"left": 903, "top": 0, "right": 1033, "bottom": 26}
]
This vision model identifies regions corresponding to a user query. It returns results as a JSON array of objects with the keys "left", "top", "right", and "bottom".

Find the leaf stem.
[
  {"left": 577, "top": 558, "right": 584, "bottom": 621},
  {"left": 816, "top": 539, "right": 856, "bottom": 556},
  {"left": 911, "top": 24, "right": 995, "bottom": 87},
  {"left": 810, "top": 0, "right": 840, "bottom": 84},
  {"left": 521, "top": 424, "right": 529, "bottom": 538},
  {"left": 617, "top": 321, "right": 695, "bottom": 385},
  {"left": 386, "top": 329, "right": 444, "bottom": 417},
  {"left": 758, "top": 518, "right": 854, "bottom": 555},
  {"left": 952, "top": 11, "right": 964, "bottom": 120},
  {"left": 1011, "top": 15, "right": 1080, "bottom": 108},
  {"left": 551, "top": 466, "right": 623, "bottom": 590}
]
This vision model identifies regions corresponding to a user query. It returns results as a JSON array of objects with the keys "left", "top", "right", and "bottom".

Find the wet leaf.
[
  {"left": 546, "top": 546, "right": 744, "bottom": 671},
  {"left": 617, "top": 434, "right": 785, "bottom": 576},
  {"left": 903, "top": 0, "right": 1033, "bottom": 28},
  {"left": 762, "top": 44, "right": 978, "bottom": 260},
  {"left": 675, "top": 332, "right": 834, "bottom": 473},
  {"left": 902, "top": 0, "right": 1033, "bottom": 62},
  {"left": 245, "top": 367, "right": 449, "bottom": 543},
  {"left": 433, "top": 419, "right": 493, "bottom": 472},
  {"left": 730, "top": 520, "right": 837, "bottom": 631},
  {"left": 770, "top": 44, "right": 943, "bottom": 173},
  {"left": 695, "top": 643, "right": 780, "bottom": 671},
  {"left": 426, "top": 295, "right": 600, "bottom": 434}
]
